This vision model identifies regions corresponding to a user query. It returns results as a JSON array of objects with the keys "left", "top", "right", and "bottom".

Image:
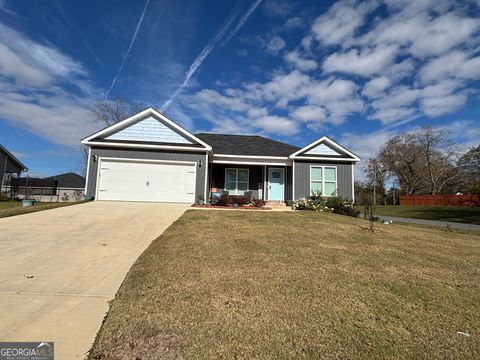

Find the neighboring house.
[
  {"left": 0, "top": 144, "right": 28, "bottom": 193},
  {"left": 10, "top": 173, "right": 85, "bottom": 202},
  {"left": 81, "top": 108, "right": 359, "bottom": 204}
]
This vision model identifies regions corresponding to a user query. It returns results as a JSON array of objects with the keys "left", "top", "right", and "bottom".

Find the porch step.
[{"left": 266, "top": 201, "right": 287, "bottom": 206}]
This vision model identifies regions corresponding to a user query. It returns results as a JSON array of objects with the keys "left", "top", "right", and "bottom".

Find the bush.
[
  {"left": 251, "top": 199, "right": 265, "bottom": 207},
  {"left": 293, "top": 196, "right": 359, "bottom": 217},
  {"left": 0, "top": 192, "right": 11, "bottom": 201},
  {"left": 213, "top": 195, "right": 251, "bottom": 207}
]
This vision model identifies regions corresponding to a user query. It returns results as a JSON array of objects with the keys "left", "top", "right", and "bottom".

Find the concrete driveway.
[{"left": 0, "top": 201, "right": 189, "bottom": 359}]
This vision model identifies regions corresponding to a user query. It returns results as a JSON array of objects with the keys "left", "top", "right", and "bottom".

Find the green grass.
[
  {"left": 356, "top": 205, "right": 480, "bottom": 225},
  {"left": 89, "top": 210, "right": 480, "bottom": 359},
  {"left": 0, "top": 200, "right": 82, "bottom": 218}
]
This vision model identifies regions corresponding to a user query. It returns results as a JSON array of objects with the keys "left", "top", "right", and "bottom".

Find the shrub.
[
  {"left": 212, "top": 195, "right": 250, "bottom": 207},
  {"left": 293, "top": 196, "right": 359, "bottom": 217},
  {"left": 250, "top": 199, "right": 265, "bottom": 207}
]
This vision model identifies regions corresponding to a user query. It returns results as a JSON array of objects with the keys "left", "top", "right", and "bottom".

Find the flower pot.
[
  {"left": 22, "top": 199, "right": 34, "bottom": 207},
  {"left": 83, "top": 195, "right": 94, "bottom": 201},
  {"left": 199, "top": 200, "right": 204, "bottom": 205}
]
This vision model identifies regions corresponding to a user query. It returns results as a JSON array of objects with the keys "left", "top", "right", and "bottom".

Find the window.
[
  {"left": 225, "top": 168, "right": 249, "bottom": 195},
  {"left": 310, "top": 166, "right": 337, "bottom": 196}
]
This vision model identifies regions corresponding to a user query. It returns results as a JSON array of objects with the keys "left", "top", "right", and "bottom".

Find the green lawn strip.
[
  {"left": 0, "top": 201, "right": 83, "bottom": 218},
  {"left": 89, "top": 210, "right": 480, "bottom": 359},
  {"left": 356, "top": 205, "right": 480, "bottom": 225}
]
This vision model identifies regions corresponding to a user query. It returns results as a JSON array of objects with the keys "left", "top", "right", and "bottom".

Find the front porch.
[{"left": 207, "top": 163, "right": 292, "bottom": 203}]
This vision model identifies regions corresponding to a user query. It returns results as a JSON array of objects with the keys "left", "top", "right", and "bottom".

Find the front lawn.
[
  {"left": 90, "top": 210, "right": 480, "bottom": 359},
  {"left": 358, "top": 205, "right": 480, "bottom": 225},
  {"left": 0, "top": 201, "right": 81, "bottom": 218}
]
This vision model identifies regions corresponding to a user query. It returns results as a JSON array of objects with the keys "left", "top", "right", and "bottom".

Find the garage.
[{"left": 96, "top": 159, "right": 196, "bottom": 203}]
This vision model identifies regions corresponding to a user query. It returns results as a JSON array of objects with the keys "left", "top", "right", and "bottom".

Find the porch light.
[
  {"left": 92, "top": 155, "right": 97, "bottom": 162},
  {"left": 198, "top": 160, "right": 202, "bottom": 167}
]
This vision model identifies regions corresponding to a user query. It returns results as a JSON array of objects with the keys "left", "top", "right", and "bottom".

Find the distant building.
[
  {"left": 1, "top": 144, "right": 28, "bottom": 193},
  {"left": 10, "top": 172, "right": 85, "bottom": 202}
]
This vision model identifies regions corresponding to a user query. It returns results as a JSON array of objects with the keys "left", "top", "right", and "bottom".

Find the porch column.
[{"left": 263, "top": 165, "right": 267, "bottom": 201}]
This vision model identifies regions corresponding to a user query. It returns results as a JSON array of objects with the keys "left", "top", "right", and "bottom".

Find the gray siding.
[
  {"left": 294, "top": 161, "right": 354, "bottom": 201},
  {"left": 86, "top": 147, "right": 207, "bottom": 200}
]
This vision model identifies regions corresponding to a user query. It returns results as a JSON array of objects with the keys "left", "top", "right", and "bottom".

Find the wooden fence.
[{"left": 400, "top": 194, "right": 480, "bottom": 207}]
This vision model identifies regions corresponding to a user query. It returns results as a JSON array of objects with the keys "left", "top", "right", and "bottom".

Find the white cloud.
[
  {"left": 305, "top": 78, "right": 357, "bottom": 103},
  {"left": 362, "top": 76, "right": 391, "bottom": 98},
  {"left": 265, "top": 35, "right": 286, "bottom": 54},
  {"left": 254, "top": 115, "right": 298, "bottom": 135},
  {"left": 283, "top": 17, "right": 304, "bottom": 31},
  {"left": 419, "top": 51, "right": 480, "bottom": 83},
  {"left": 311, "top": 0, "right": 377, "bottom": 46},
  {"left": 421, "top": 94, "right": 466, "bottom": 117},
  {"left": 291, "top": 105, "right": 326, "bottom": 122},
  {"left": 284, "top": 50, "right": 317, "bottom": 71},
  {"left": 264, "top": 0, "right": 293, "bottom": 17},
  {"left": 0, "top": 24, "right": 87, "bottom": 87},
  {"left": 0, "top": 22, "right": 99, "bottom": 147},
  {"left": 323, "top": 45, "right": 398, "bottom": 77},
  {"left": 0, "top": 43, "right": 51, "bottom": 85},
  {"left": 364, "top": 11, "right": 480, "bottom": 58}
]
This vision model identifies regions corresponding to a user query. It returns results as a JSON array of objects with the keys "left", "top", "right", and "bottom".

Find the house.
[
  {"left": 81, "top": 108, "right": 359, "bottom": 204},
  {"left": 10, "top": 173, "right": 85, "bottom": 202},
  {"left": 0, "top": 144, "right": 28, "bottom": 193}
]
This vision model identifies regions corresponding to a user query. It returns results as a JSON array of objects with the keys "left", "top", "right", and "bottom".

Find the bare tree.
[
  {"left": 371, "top": 126, "right": 461, "bottom": 195},
  {"left": 458, "top": 145, "right": 480, "bottom": 193},
  {"left": 81, "top": 98, "right": 146, "bottom": 176},
  {"left": 91, "top": 98, "right": 145, "bottom": 126},
  {"left": 410, "top": 126, "right": 460, "bottom": 195}
]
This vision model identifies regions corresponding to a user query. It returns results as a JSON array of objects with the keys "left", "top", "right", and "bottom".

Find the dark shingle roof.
[
  {"left": 12, "top": 173, "right": 85, "bottom": 188},
  {"left": 195, "top": 133, "right": 300, "bottom": 157},
  {"left": 46, "top": 173, "right": 85, "bottom": 188}
]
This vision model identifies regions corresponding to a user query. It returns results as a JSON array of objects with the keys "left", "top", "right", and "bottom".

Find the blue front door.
[{"left": 268, "top": 168, "right": 284, "bottom": 201}]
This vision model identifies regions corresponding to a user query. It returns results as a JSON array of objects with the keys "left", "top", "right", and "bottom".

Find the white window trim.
[
  {"left": 224, "top": 168, "right": 249, "bottom": 195},
  {"left": 267, "top": 167, "right": 285, "bottom": 202},
  {"left": 309, "top": 165, "right": 338, "bottom": 197}
]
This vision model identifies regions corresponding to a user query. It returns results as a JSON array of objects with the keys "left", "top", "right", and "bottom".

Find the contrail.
[
  {"left": 105, "top": 0, "right": 150, "bottom": 99},
  {"left": 221, "top": 0, "right": 263, "bottom": 46},
  {"left": 161, "top": 0, "right": 263, "bottom": 111}
]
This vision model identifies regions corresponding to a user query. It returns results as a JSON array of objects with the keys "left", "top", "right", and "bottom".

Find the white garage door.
[{"left": 97, "top": 159, "right": 196, "bottom": 203}]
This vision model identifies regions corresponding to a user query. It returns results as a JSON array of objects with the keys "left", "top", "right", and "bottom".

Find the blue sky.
[{"left": 0, "top": 0, "right": 479, "bottom": 177}]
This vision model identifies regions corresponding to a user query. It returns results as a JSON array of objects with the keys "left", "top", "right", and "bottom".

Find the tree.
[
  {"left": 370, "top": 126, "right": 461, "bottom": 195},
  {"left": 364, "top": 158, "right": 387, "bottom": 205},
  {"left": 91, "top": 98, "right": 145, "bottom": 126},
  {"left": 81, "top": 98, "right": 146, "bottom": 175},
  {"left": 458, "top": 145, "right": 480, "bottom": 193},
  {"left": 410, "top": 126, "right": 460, "bottom": 195}
]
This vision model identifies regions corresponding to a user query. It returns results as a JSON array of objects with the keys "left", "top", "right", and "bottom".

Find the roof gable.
[
  {"left": 304, "top": 143, "right": 343, "bottom": 156},
  {"left": 82, "top": 108, "right": 211, "bottom": 151},
  {"left": 291, "top": 136, "right": 360, "bottom": 162},
  {"left": 0, "top": 144, "right": 28, "bottom": 171},
  {"left": 104, "top": 116, "right": 193, "bottom": 144}
]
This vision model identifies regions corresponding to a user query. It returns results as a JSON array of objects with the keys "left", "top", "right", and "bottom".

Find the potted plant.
[{"left": 197, "top": 195, "right": 205, "bottom": 205}]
